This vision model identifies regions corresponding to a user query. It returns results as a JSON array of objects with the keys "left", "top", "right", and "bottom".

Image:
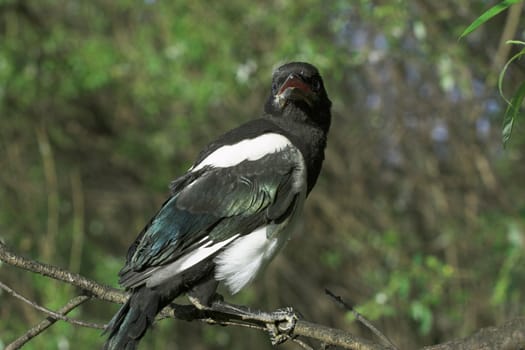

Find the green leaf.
[
  {"left": 460, "top": 0, "right": 522, "bottom": 39},
  {"left": 498, "top": 44, "right": 525, "bottom": 146},
  {"left": 498, "top": 47, "right": 525, "bottom": 105},
  {"left": 506, "top": 40, "right": 525, "bottom": 46},
  {"left": 410, "top": 301, "right": 433, "bottom": 335},
  {"left": 502, "top": 81, "right": 525, "bottom": 146}
]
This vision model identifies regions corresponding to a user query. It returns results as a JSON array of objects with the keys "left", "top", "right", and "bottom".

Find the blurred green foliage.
[
  {"left": 1, "top": 0, "right": 525, "bottom": 349},
  {"left": 460, "top": 0, "right": 525, "bottom": 145}
]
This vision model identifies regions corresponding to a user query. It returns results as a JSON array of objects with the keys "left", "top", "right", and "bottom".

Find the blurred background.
[{"left": 1, "top": 1, "right": 525, "bottom": 349}]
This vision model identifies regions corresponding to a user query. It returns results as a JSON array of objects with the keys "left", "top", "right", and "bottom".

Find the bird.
[{"left": 103, "top": 61, "right": 332, "bottom": 350}]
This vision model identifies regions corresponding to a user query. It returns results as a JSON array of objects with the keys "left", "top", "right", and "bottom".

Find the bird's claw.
[{"left": 266, "top": 307, "right": 298, "bottom": 345}]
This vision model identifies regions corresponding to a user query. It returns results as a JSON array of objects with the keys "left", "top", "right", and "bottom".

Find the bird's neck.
[{"left": 264, "top": 111, "right": 328, "bottom": 194}]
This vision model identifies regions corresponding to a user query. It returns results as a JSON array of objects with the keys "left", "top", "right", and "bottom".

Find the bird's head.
[{"left": 265, "top": 62, "right": 331, "bottom": 133}]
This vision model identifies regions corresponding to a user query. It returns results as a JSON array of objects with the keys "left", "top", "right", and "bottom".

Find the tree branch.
[
  {"left": 325, "top": 288, "right": 398, "bottom": 350},
  {"left": 6, "top": 295, "right": 91, "bottom": 350},
  {"left": 160, "top": 304, "right": 387, "bottom": 350},
  {"left": 0, "top": 240, "right": 387, "bottom": 349},
  {"left": 1, "top": 240, "right": 524, "bottom": 350},
  {"left": 0, "top": 240, "right": 126, "bottom": 304},
  {"left": 421, "top": 317, "right": 525, "bottom": 350},
  {"left": 0, "top": 281, "right": 103, "bottom": 329}
]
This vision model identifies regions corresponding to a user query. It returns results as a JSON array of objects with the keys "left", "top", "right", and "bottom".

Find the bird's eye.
[
  {"left": 311, "top": 78, "right": 321, "bottom": 92},
  {"left": 272, "top": 82, "right": 279, "bottom": 94}
]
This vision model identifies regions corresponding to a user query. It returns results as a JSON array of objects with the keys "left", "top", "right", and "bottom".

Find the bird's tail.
[{"left": 103, "top": 288, "right": 161, "bottom": 350}]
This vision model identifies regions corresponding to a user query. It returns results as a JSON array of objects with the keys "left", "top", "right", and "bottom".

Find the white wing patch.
[
  {"left": 191, "top": 133, "right": 292, "bottom": 171},
  {"left": 145, "top": 235, "right": 238, "bottom": 288},
  {"left": 214, "top": 226, "right": 281, "bottom": 294}
]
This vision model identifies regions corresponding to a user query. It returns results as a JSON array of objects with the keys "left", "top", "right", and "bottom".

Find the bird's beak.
[{"left": 275, "top": 74, "right": 315, "bottom": 108}]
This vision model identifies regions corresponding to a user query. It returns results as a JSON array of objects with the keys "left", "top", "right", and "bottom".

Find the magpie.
[{"left": 104, "top": 62, "right": 332, "bottom": 350}]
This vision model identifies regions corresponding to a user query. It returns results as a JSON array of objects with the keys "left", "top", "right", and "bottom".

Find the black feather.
[{"left": 103, "top": 288, "right": 160, "bottom": 350}]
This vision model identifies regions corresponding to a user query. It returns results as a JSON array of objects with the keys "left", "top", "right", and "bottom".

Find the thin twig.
[
  {"left": 291, "top": 337, "right": 315, "bottom": 350},
  {"left": 325, "top": 289, "right": 398, "bottom": 350},
  {"left": 0, "top": 281, "right": 104, "bottom": 329},
  {"left": 0, "top": 240, "right": 127, "bottom": 304},
  {"left": 5, "top": 295, "right": 91, "bottom": 350}
]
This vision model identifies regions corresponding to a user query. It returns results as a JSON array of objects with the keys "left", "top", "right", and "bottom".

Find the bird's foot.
[
  {"left": 265, "top": 307, "right": 298, "bottom": 345},
  {"left": 187, "top": 295, "right": 207, "bottom": 310},
  {"left": 202, "top": 298, "right": 299, "bottom": 345}
]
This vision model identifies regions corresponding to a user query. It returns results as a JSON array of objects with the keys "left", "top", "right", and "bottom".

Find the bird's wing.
[{"left": 118, "top": 138, "right": 305, "bottom": 289}]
